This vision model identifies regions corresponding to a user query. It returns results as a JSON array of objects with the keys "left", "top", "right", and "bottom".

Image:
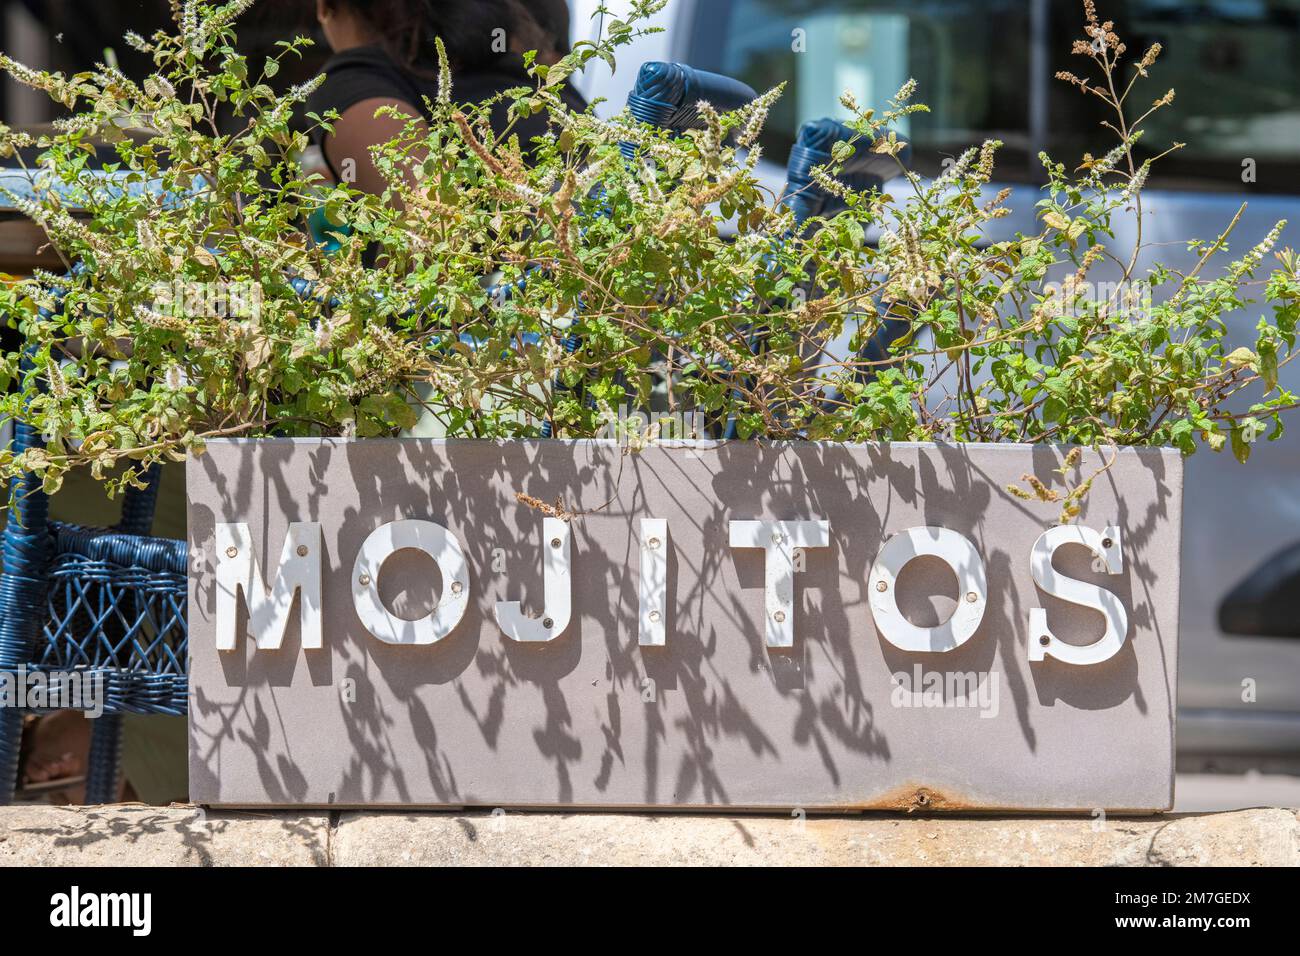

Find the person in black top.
[{"left": 307, "top": 0, "right": 587, "bottom": 195}]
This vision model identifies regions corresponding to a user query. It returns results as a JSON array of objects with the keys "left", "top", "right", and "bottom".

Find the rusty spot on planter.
[{"left": 854, "top": 784, "right": 981, "bottom": 813}]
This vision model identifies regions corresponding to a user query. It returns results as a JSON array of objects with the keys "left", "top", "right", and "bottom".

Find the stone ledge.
[
  {"left": 329, "top": 808, "right": 1300, "bottom": 866},
  {"left": 0, "top": 805, "right": 329, "bottom": 867},
  {"left": 0, "top": 806, "right": 1295, "bottom": 866}
]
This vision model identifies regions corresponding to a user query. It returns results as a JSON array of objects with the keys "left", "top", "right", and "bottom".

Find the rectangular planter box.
[{"left": 188, "top": 439, "right": 1181, "bottom": 811}]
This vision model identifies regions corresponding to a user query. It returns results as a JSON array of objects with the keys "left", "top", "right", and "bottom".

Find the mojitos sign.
[{"left": 188, "top": 440, "right": 1181, "bottom": 811}]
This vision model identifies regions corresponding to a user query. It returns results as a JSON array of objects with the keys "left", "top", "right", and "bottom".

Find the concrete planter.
[{"left": 187, "top": 439, "right": 1181, "bottom": 811}]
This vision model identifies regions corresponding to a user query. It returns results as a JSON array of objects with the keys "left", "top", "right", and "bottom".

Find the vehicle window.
[
  {"left": 688, "top": 0, "right": 1035, "bottom": 181},
  {"left": 688, "top": 0, "right": 1300, "bottom": 193}
]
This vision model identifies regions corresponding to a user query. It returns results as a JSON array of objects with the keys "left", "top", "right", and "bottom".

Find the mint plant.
[{"left": 0, "top": 0, "right": 1295, "bottom": 520}]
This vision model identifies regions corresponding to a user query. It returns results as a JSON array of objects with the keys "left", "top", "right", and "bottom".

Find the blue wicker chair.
[
  {"left": 0, "top": 378, "right": 187, "bottom": 804},
  {"left": 0, "top": 171, "right": 191, "bottom": 801}
]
